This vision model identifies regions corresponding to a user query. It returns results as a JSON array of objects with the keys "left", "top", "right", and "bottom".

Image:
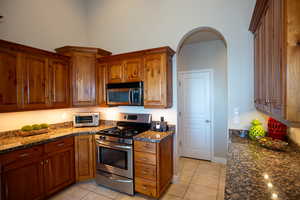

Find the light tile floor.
[{"left": 49, "top": 157, "right": 226, "bottom": 200}]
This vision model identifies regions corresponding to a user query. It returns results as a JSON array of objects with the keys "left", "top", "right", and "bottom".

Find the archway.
[{"left": 176, "top": 27, "right": 228, "bottom": 164}]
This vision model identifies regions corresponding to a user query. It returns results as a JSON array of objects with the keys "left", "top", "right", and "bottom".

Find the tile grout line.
[{"left": 182, "top": 160, "right": 201, "bottom": 199}]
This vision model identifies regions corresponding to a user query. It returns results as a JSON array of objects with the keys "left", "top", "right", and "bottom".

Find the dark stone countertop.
[
  {"left": 225, "top": 130, "right": 300, "bottom": 200},
  {"left": 133, "top": 130, "right": 174, "bottom": 143},
  {"left": 0, "top": 125, "right": 113, "bottom": 154}
]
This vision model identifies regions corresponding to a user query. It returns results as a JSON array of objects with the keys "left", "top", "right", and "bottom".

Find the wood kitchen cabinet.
[
  {"left": 0, "top": 47, "right": 20, "bottom": 112},
  {"left": 22, "top": 54, "right": 50, "bottom": 110},
  {"left": 55, "top": 46, "right": 111, "bottom": 107},
  {"left": 0, "top": 137, "right": 75, "bottom": 200},
  {"left": 74, "top": 135, "right": 96, "bottom": 182},
  {"left": 134, "top": 136, "right": 173, "bottom": 198},
  {"left": 0, "top": 40, "right": 71, "bottom": 112},
  {"left": 97, "top": 47, "right": 174, "bottom": 108},
  {"left": 96, "top": 63, "right": 109, "bottom": 107},
  {"left": 144, "top": 48, "right": 174, "bottom": 108},
  {"left": 49, "top": 59, "right": 70, "bottom": 108},
  {"left": 105, "top": 57, "right": 143, "bottom": 84},
  {"left": 250, "top": 0, "right": 300, "bottom": 125}
]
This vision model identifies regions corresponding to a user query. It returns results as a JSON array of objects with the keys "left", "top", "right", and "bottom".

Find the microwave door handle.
[{"left": 129, "top": 89, "right": 132, "bottom": 104}]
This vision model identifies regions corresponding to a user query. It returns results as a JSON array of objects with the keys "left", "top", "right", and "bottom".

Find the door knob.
[{"left": 205, "top": 120, "right": 211, "bottom": 123}]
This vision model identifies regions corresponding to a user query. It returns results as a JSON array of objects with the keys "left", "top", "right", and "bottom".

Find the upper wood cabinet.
[
  {"left": 49, "top": 59, "right": 70, "bottom": 108},
  {"left": 123, "top": 57, "right": 143, "bottom": 82},
  {"left": 0, "top": 47, "right": 20, "bottom": 112},
  {"left": 96, "top": 63, "right": 109, "bottom": 107},
  {"left": 105, "top": 57, "right": 143, "bottom": 84},
  {"left": 55, "top": 46, "right": 111, "bottom": 107},
  {"left": 144, "top": 51, "right": 173, "bottom": 108},
  {"left": 250, "top": 0, "right": 300, "bottom": 126},
  {"left": 98, "top": 47, "right": 175, "bottom": 108},
  {"left": 0, "top": 40, "right": 71, "bottom": 113},
  {"left": 22, "top": 54, "right": 50, "bottom": 110},
  {"left": 107, "top": 60, "right": 124, "bottom": 83}
]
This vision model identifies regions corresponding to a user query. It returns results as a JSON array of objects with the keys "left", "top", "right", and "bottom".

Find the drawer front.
[
  {"left": 134, "top": 141, "right": 156, "bottom": 154},
  {"left": 135, "top": 177, "right": 157, "bottom": 197},
  {"left": 0, "top": 145, "right": 43, "bottom": 165},
  {"left": 135, "top": 162, "right": 156, "bottom": 181},
  {"left": 134, "top": 151, "right": 156, "bottom": 165},
  {"left": 45, "top": 137, "right": 74, "bottom": 153}
]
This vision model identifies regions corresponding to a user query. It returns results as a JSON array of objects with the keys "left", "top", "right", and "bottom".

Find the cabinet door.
[
  {"left": 49, "top": 59, "right": 70, "bottom": 108},
  {"left": 254, "top": 30, "right": 260, "bottom": 109},
  {"left": 144, "top": 53, "right": 167, "bottom": 108},
  {"left": 124, "top": 57, "right": 143, "bottom": 82},
  {"left": 96, "top": 63, "right": 108, "bottom": 107},
  {"left": 44, "top": 147, "right": 75, "bottom": 196},
  {"left": 2, "top": 159, "right": 44, "bottom": 200},
  {"left": 0, "top": 48, "right": 20, "bottom": 112},
  {"left": 107, "top": 61, "right": 123, "bottom": 83},
  {"left": 22, "top": 54, "right": 50, "bottom": 110},
  {"left": 72, "top": 52, "right": 96, "bottom": 106},
  {"left": 271, "top": 0, "right": 284, "bottom": 117},
  {"left": 74, "top": 135, "right": 95, "bottom": 182}
]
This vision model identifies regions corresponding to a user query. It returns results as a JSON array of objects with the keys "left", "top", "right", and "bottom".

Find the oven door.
[{"left": 96, "top": 140, "right": 133, "bottom": 179}]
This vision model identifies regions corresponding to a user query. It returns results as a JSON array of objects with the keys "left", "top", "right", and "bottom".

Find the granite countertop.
[
  {"left": 133, "top": 130, "right": 174, "bottom": 143},
  {"left": 225, "top": 131, "right": 300, "bottom": 200},
  {"left": 0, "top": 125, "right": 113, "bottom": 154}
]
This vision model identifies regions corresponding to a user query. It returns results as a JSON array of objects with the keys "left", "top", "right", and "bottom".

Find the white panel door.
[{"left": 180, "top": 71, "right": 212, "bottom": 160}]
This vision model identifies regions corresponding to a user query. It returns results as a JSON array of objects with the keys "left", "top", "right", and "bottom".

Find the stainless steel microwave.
[
  {"left": 73, "top": 113, "right": 100, "bottom": 127},
  {"left": 106, "top": 82, "right": 143, "bottom": 106}
]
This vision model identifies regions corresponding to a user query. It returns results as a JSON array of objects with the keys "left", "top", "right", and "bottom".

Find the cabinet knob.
[{"left": 40, "top": 161, "right": 44, "bottom": 165}]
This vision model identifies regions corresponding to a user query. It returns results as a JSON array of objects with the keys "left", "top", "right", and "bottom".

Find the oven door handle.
[
  {"left": 129, "top": 88, "right": 133, "bottom": 104},
  {"left": 96, "top": 140, "right": 132, "bottom": 150}
]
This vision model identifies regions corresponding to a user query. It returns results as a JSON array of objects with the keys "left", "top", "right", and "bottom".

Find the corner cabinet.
[
  {"left": 55, "top": 46, "right": 112, "bottom": 107},
  {"left": 250, "top": 0, "right": 300, "bottom": 126},
  {"left": 98, "top": 47, "right": 175, "bottom": 108}
]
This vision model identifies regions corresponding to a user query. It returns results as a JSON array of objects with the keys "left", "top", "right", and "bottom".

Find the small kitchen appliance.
[
  {"left": 95, "top": 113, "right": 151, "bottom": 195},
  {"left": 106, "top": 82, "right": 143, "bottom": 106},
  {"left": 73, "top": 112, "right": 100, "bottom": 127}
]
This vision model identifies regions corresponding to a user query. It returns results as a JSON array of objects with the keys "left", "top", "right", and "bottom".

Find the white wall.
[
  {"left": 86, "top": 0, "right": 266, "bottom": 130},
  {"left": 0, "top": 0, "right": 88, "bottom": 51},
  {"left": 178, "top": 40, "right": 228, "bottom": 158}
]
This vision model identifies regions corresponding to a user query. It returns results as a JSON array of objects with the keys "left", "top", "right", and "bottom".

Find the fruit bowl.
[{"left": 257, "top": 137, "right": 288, "bottom": 151}]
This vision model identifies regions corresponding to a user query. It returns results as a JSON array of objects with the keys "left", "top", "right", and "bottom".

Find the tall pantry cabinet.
[{"left": 250, "top": 0, "right": 300, "bottom": 125}]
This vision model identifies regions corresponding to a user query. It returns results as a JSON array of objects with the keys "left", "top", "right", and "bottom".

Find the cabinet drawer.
[
  {"left": 134, "top": 151, "right": 156, "bottom": 165},
  {"left": 45, "top": 137, "right": 74, "bottom": 153},
  {"left": 0, "top": 145, "right": 43, "bottom": 165},
  {"left": 135, "top": 162, "right": 156, "bottom": 181},
  {"left": 135, "top": 177, "right": 157, "bottom": 197},
  {"left": 134, "top": 141, "right": 156, "bottom": 154}
]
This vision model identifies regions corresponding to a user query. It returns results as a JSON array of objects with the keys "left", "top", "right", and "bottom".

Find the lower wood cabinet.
[
  {"left": 134, "top": 136, "right": 173, "bottom": 198},
  {"left": 74, "top": 135, "right": 96, "bottom": 182},
  {"left": 0, "top": 137, "right": 75, "bottom": 200}
]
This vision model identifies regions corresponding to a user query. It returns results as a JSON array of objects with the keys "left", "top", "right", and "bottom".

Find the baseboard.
[
  {"left": 212, "top": 156, "right": 227, "bottom": 164},
  {"left": 172, "top": 175, "right": 179, "bottom": 184}
]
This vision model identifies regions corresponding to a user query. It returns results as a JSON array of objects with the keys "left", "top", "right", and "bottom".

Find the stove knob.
[{"left": 100, "top": 136, "right": 106, "bottom": 140}]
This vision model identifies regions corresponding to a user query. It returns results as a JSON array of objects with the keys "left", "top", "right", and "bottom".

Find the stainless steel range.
[{"left": 95, "top": 113, "right": 151, "bottom": 195}]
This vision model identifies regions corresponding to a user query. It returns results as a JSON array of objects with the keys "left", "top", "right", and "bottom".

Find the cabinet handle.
[
  {"left": 40, "top": 161, "right": 44, "bottom": 165},
  {"left": 142, "top": 185, "right": 147, "bottom": 190},
  {"left": 19, "top": 153, "right": 30, "bottom": 158},
  {"left": 142, "top": 170, "right": 148, "bottom": 174},
  {"left": 45, "top": 160, "right": 49, "bottom": 164},
  {"left": 57, "top": 142, "right": 65, "bottom": 147}
]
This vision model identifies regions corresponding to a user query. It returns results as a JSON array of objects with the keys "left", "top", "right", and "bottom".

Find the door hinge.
[
  {"left": 179, "top": 112, "right": 182, "bottom": 117},
  {"left": 178, "top": 81, "right": 181, "bottom": 87}
]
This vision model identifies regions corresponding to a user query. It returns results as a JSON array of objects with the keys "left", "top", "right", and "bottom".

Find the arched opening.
[{"left": 176, "top": 27, "right": 228, "bottom": 163}]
